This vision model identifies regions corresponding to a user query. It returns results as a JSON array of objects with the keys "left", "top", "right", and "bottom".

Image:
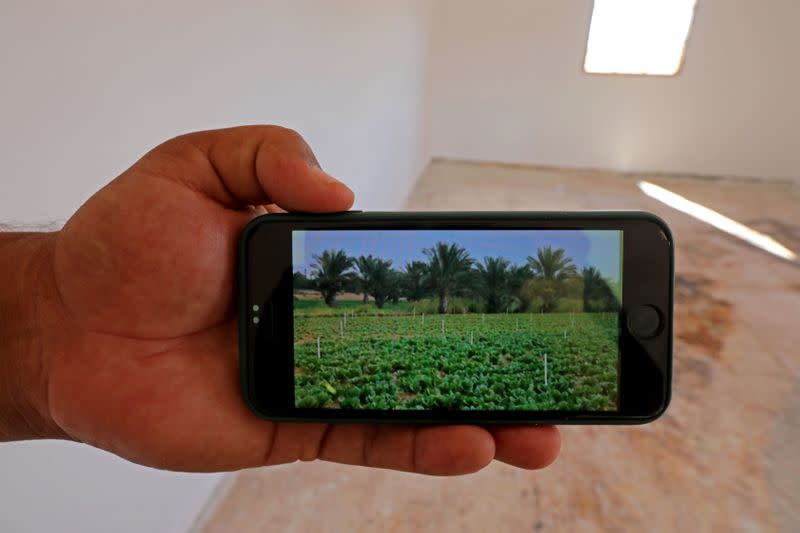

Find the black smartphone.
[{"left": 239, "top": 211, "right": 672, "bottom": 424}]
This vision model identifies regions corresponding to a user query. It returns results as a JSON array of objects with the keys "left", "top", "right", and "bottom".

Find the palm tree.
[
  {"left": 475, "top": 257, "right": 511, "bottom": 313},
  {"left": 423, "top": 242, "right": 474, "bottom": 314},
  {"left": 402, "top": 260, "right": 429, "bottom": 302},
  {"left": 355, "top": 255, "right": 396, "bottom": 308},
  {"left": 582, "top": 266, "right": 619, "bottom": 312},
  {"left": 509, "top": 264, "right": 532, "bottom": 311},
  {"left": 388, "top": 270, "right": 402, "bottom": 305},
  {"left": 526, "top": 246, "right": 578, "bottom": 313},
  {"left": 527, "top": 246, "right": 578, "bottom": 281},
  {"left": 292, "top": 271, "right": 314, "bottom": 290},
  {"left": 354, "top": 255, "right": 375, "bottom": 303},
  {"left": 311, "top": 250, "right": 354, "bottom": 307}
]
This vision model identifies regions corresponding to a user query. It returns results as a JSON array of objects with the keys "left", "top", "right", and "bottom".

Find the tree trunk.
[
  {"left": 362, "top": 291, "right": 368, "bottom": 304},
  {"left": 438, "top": 291, "right": 449, "bottom": 314},
  {"left": 324, "top": 291, "right": 336, "bottom": 307}
]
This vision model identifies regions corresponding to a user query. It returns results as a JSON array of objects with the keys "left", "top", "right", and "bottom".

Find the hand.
[{"left": 21, "top": 126, "right": 560, "bottom": 473}]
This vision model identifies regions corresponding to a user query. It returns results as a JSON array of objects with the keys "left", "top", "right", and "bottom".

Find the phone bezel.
[{"left": 239, "top": 211, "right": 673, "bottom": 424}]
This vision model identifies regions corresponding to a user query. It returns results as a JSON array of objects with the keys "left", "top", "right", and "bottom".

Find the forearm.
[{"left": 0, "top": 231, "right": 64, "bottom": 441}]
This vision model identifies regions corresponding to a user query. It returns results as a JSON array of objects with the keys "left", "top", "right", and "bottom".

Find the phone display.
[
  {"left": 239, "top": 211, "right": 672, "bottom": 424},
  {"left": 291, "top": 229, "right": 622, "bottom": 412}
]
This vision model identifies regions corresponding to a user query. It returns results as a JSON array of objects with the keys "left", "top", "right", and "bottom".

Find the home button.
[{"left": 627, "top": 305, "right": 663, "bottom": 339}]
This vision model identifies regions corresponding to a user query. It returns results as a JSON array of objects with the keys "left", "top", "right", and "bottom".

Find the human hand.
[{"left": 12, "top": 126, "right": 560, "bottom": 473}]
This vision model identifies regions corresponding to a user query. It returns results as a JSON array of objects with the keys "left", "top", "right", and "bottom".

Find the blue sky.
[{"left": 293, "top": 230, "right": 621, "bottom": 282}]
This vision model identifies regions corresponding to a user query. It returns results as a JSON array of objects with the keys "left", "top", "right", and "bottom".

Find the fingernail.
[
  {"left": 304, "top": 152, "right": 321, "bottom": 169},
  {"left": 313, "top": 166, "right": 345, "bottom": 186}
]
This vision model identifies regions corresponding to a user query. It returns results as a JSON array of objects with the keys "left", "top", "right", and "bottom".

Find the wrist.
[{"left": 0, "top": 231, "right": 67, "bottom": 441}]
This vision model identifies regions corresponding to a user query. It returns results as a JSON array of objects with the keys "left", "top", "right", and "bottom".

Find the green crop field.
[{"left": 293, "top": 312, "right": 619, "bottom": 411}]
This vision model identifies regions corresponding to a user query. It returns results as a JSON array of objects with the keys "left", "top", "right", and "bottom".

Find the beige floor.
[{"left": 200, "top": 160, "right": 800, "bottom": 533}]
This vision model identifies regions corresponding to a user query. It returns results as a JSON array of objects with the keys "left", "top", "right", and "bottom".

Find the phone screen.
[{"left": 291, "top": 229, "right": 623, "bottom": 412}]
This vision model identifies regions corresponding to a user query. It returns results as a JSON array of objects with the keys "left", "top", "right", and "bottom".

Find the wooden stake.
[
  {"left": 470, "top": 331, "right": 474, "bottom": 344},
  {"left": 317, "top": 336, "right": 321, "bottom": 359},
  {"left": 340, "top": 320, "right": 344, "bottom": 338},
  {"left": 544, "top": 353, "right": 548, "bottom": 387}
]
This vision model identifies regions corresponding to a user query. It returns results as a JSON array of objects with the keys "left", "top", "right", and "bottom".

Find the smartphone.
[{"left": 239, "top": 211, "right": 672, "bottom": 424}]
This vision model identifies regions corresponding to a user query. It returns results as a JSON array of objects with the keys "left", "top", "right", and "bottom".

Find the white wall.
[
  {"left": 0, "top": 1, "right": 433, "bottom": 532},
  {"left": 0, "top": 441, "right": 224, "bottom": 533},
  {"left": 0, "top": 0, "right": 433, "bottom": 224},
  {"left": 429, "top": 0, "right": 800, "bottom": 181}
]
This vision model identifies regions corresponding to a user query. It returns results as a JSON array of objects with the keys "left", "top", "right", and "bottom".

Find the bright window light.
[
  {"left": 584, "top": 0, "right": 698, "bottom": 75},
  {"left": 638, "top": 181, "right": 798, "bottom": 262}
]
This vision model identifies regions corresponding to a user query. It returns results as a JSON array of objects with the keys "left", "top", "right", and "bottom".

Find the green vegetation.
[
  {"left": 295, "top": 241, "right": 621, "bottom": 411},
  {"left": 582, "top": 266, "right": 620, "bottom": 312},
  {"left": 525, "top": 245, "right": 578, "bottom": 312},
  {"left": 310, "top": 250, "right": 354, "bottom": 307},
  {"left": 294, "top": 296, "right": 586, "bottom": 317},
  {"left": 354, "top": 255, "right": 396, "bottom": 308},
  {"left": 301, "top": 242, "right": 619, "bottom": 314},
  {"left": 423, "top": 242, "right": 474, "bottom": 314},
  {"left": 402, "top": 260, "right": 429, "bottom": 302},
  {"left": 474, "top": 257, "right": 514, "bottom": 313},
  {"left": 294, "top": 312, "right": 618, "bottom": 411}
]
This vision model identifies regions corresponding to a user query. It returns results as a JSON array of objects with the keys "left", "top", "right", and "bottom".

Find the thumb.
[{"left": 140, "top": 125, "right": 355, "bottom": 213}]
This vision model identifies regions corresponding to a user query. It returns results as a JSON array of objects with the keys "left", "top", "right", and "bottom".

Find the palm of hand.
[
  {"left": 39, "top": 127, "right": 559, "bottom": 473},
  {"left": 46, "top": 136, "right": 270, "bottom": 471}
]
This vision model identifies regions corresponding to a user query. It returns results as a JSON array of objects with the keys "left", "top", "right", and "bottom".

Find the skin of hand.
[{"left": 1, "top": 126, "right": 560, "bottom": 474}]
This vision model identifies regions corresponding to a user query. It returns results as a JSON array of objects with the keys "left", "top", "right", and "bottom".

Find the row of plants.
[{"left": 294, "top": 313, "right": 618, "bottom": 411}]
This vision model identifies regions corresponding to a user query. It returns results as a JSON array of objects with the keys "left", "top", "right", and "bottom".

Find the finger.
[
  {"left": 489, "top": 425, "right": 561, "bottom": 470},
  {"left": 142, "top": 125, "right": 354, "bottom": 212},
  {"left": 124, "top": 321, "right": 495, "bottom": 474},
  {"left": 264, "top": 203, "right": 287, "bottom": 214},
  {"left": 292, "top": 424, "right": 496, "bottom": 476}
]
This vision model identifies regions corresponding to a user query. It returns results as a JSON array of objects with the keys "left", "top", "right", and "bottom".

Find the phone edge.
[{"left": 238, "top": 210, "right": 674, "bottom": 425}]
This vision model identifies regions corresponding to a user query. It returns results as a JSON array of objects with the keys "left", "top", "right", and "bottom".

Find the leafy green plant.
[{"left": 293, "top": 312, "right": 618, "bottom": 411}]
